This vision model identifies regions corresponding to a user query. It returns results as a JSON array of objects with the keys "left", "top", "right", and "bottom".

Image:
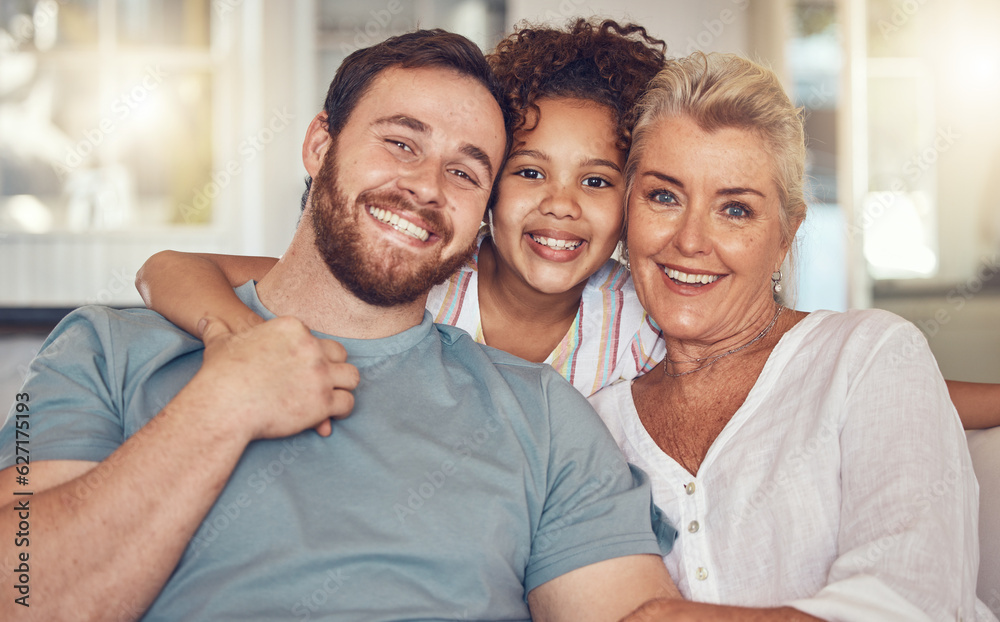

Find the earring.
[
  {"left": 622, "top": 246, "right": 630, "bottom": 271},
  {"left": 771, "top": 270, "right": 782, "bottom": 294},
  {"left": 487, "top": 208, "right": 496, "bottom": 240}
]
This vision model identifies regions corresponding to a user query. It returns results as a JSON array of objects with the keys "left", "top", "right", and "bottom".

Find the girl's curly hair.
[{"left": 488, "top": 18, "right": 667, "bottom": 151}]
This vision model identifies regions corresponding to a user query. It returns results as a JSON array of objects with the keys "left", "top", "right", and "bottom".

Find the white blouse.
[{"left": 589, "top": 309, "right": 996, "bottom": 622}]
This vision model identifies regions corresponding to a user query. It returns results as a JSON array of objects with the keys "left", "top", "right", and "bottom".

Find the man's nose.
[{"left": 397, "top": 158, "right": 446, "bottom": 207}]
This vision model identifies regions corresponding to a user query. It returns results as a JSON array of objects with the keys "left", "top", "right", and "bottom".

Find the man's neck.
[{"left": 255, "top": 225, "right": 428, "bottom": 339}]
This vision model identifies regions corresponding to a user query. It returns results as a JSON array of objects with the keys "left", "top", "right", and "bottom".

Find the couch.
[{"left": 969, "top": 426, "right": 1000, "bottom": 617}]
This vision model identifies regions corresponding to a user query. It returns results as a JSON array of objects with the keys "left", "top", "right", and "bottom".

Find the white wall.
[
  {"left": 505, "top": 0, "right": 751, "bottom": 56},
  {"left": 257, "top": 1, "right": 320, "bottom": 257},
  {"left": 921, "top": 0, "right": 1000, "bottom": 286}
]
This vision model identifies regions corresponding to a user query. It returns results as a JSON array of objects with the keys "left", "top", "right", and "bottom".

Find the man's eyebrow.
[
  {"left": 375, "top": 115, "right": 494, "bottom": 181},
  {"left": 373, "top": 115, "right": 428, "bottom": 133},
  {"left": 461, "top": 144, "right": 494, "bottom": 181}
]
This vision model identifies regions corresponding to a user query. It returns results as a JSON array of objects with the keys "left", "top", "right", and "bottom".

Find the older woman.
[{"left": 593, "top": 53, "right": 996, "bottom": 621}]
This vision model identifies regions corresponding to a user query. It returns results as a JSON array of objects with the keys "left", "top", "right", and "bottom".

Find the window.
[{"left": 0, "top": 0, "right": 237, "bottom": 307}]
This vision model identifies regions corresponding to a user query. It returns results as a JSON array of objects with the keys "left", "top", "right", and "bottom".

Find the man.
[{"left": 0, "top": 30, "right": 677, "bottom": 621}]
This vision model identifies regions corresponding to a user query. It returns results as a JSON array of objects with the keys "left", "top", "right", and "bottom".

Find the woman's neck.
[
  {"left": 475, "top": 238, "right": 587, "bottom": 362},
  {"left": 654, "top": 306, "right": 809, "bottom": 387},
  {"left": 659, "top": 298, "right": 778, "bottom": 372}
]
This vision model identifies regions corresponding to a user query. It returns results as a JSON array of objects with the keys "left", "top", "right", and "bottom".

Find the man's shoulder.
[
  {"left": 2, "top": 306, "right": 204, "bottom": 466},
  {"left": 39, "top": 305, "right": 203, "bottom": 367},
  {"left": 57, "top": 304, "right": 196, "bottom": 339}
]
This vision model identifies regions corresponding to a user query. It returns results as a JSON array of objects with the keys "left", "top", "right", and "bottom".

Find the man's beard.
[{"left": 310, "top": 149, "right": 477, "bottom": 307}]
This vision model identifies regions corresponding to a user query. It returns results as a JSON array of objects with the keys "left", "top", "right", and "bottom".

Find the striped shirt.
[{"left": 425, "top": 239, "right": 665, "bottom": 397}]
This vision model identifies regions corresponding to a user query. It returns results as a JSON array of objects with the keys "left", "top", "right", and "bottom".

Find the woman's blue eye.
[
  {"left": 583, "top": 177, "right": 611, "bottom": 188},
  {"left": 649, "top": 190, "right": 677, "bottom": 204},
  {"left": 725, "top": 204, "right": 750, "bottom": 218}
]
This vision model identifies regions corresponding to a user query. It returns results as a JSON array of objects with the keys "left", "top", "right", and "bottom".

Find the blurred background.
[{"left": 0, "top": 0, "right": 998, "bottom": 387}]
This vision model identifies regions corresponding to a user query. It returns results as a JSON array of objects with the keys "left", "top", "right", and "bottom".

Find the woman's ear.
[
  {"left": 302, "top": 112, "right": 332, "bottom": 178},
  {"left": 776, "top": 214, "right": 804, "bottom": 264}
]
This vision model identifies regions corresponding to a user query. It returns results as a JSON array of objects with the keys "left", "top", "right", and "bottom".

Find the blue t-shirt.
[{"left": 1, "top": 282, "right": 673, "bottom": 621}]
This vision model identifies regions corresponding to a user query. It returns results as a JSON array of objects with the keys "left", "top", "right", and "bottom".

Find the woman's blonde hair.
[{"left": 625, "top": 52, "right": 807, "bottom": 249}]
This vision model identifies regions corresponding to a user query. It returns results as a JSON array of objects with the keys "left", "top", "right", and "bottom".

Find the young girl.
[{"left": 136, "top": 19, "right": 1000, "bottom": 427}]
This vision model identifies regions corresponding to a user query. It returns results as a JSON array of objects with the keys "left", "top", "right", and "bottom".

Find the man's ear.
[{"left": 302, "top": 112, "right": 332, "bottom": 178}]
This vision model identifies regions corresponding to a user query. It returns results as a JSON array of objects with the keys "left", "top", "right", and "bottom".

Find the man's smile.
[{"left": 368, "top": 206, "right": 431, "bottom": 242}]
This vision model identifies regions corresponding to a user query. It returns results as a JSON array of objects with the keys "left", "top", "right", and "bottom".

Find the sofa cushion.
[{"left": 968, "top": 426, "right": 1000, "bottom": 617}]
